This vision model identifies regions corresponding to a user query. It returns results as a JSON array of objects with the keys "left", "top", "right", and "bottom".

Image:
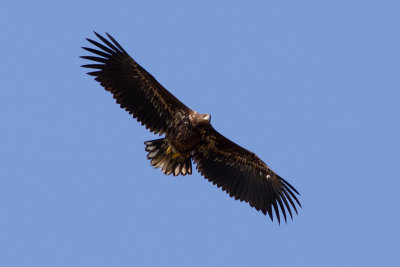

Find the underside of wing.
[
  {"left": 194, "top": 128, "right": 301, "bottom": 223},
  {"left": 81, "top": 32, "right": 189, "bottom": 135}
]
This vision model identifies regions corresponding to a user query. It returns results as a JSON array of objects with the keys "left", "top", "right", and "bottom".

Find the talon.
[
  {"left": 171, "top": 153, "right": 181, "bottom": 159},
  {"left": 166, "top": 145, "right": 172, "bottom": 154}
]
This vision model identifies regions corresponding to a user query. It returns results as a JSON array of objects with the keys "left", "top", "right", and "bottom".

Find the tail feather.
[{"left": 144, "top": 138, "right": 192, "bottom": 176}]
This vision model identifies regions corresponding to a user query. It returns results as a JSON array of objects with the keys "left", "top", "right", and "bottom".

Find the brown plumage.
[{"left": 81, "top": 32, "right": 301, "bottom": 223}]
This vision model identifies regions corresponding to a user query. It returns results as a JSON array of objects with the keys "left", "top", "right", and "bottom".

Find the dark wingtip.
[
  {"left": 273, "top": 202, "right": 281, "bottom": 224},
  {"left": 93, "top": 31, "right": 103, "bottom": 40},
  {"left": 277, "top": 197, "right": 287, "bottom": 223},
  {"left": 278, "top": 175, "right": 300, "bottom": 195}
]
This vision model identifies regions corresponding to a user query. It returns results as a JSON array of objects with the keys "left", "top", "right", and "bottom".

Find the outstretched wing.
[
  {"left": 81, "top": 32, "right": 190, "bottom": 136},
  {"left": 194, "top": 128, "right": 301, "bottom": 223}
]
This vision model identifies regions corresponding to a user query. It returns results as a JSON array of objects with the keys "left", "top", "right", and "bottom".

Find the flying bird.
[{"left": 81, "top": 32, "right": 301, "bottom": 223}]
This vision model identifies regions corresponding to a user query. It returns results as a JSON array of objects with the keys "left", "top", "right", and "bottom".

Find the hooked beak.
[{"left": 203, "top": 114, "right": 211, "bottom": 122}]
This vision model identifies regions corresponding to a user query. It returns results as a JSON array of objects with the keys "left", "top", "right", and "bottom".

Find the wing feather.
[
  {"left": 194, "top": 128, "right": 301, "bottom": 223},
  {"left": 81, "top": 32, "right": 190, "bottom": 136}
]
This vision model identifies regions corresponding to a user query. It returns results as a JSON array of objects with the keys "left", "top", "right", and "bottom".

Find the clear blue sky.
[{"left": 1, "top": 0, "right": 399, "bottom": 266}]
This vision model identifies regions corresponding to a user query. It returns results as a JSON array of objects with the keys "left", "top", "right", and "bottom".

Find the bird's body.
[
  {"left": 81, "top": 32, "right": 301, "bottom": 223},
  {"left": 145, "top": 110, "right": 211, "bottom": 176}
]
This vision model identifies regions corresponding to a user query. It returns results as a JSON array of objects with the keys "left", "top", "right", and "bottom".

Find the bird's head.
[
  {"left": 202, "top": 113, "right": 211, "bottom": 122},
  {"left": 190, "top": 111, "right": 212, "bottom": 127}
]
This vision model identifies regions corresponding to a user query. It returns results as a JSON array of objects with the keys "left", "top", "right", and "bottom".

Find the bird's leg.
[
  {"left": 171, "top": 153, "right": 181, "bottom": 159},
  {"left": 166, "top": 145, "right": 181, "bottom": 159},
  {"left": 166, "top": 145, "right": 172, "bottom": 155}
]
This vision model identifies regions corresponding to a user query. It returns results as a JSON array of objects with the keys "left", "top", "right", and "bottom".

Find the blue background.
[{"left": 1, "top": 0, "right": 399, "bottom": 266}]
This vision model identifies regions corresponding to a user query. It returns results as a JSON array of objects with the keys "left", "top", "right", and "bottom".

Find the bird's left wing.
[
  {"left": 81, "top": 32, "right": 190, "bottom": 136},
  {"left": 194, "top": 128, "right": 301, "bottom": 223}
]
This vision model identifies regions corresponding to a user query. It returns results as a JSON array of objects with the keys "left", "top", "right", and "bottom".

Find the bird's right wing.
[
  {"left": 194, "top": 128, "right": 301, "bottom": 223},
  {"left": 81, "top": 32, "right": 190, "bottom": 136}
]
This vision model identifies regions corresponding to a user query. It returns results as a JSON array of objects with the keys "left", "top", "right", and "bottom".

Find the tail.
[{"left": 144, "top": 138, "right": 192, "bottom": 176}]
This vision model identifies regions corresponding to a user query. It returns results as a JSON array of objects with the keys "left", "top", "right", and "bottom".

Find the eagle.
[{"left": 81, "top": 32, "right": 301, "bottom": 223}]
